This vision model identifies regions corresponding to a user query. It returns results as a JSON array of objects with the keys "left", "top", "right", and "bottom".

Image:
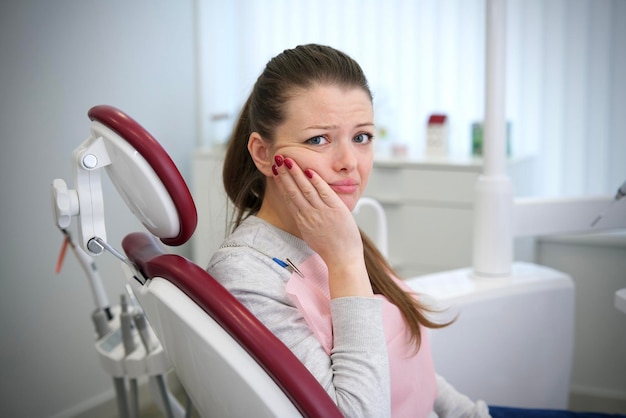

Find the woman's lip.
[
  {"left": 330, "top": 180, "right": 358, "bottom": 194},
  {"left": 331, "top": 185, "right": 358, "bottom": 194}
]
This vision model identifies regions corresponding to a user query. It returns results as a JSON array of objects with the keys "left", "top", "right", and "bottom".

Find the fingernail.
[
  {"left": 305, "top": 169, "right": 313, "bottom": 179},
  {"left": 284, "top": 158, "right": 293, "bottom": 169},
  {"left": 272, "top": 165, "right": 278, "bottom": 176},
  {"left": 274, "top": 155, "right": 284, "bottom": 167}
]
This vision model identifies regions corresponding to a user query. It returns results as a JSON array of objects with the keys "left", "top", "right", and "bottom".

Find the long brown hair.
[{"left": 223, "top": 44, "right": 448, "bottom": 349}]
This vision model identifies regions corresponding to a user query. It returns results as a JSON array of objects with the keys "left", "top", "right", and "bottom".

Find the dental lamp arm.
[
  {"left": 590, "top": 179, "right": 626, "bottom": 227},
  {"left": 51, "top": 134, "right": 111, "bottom": 256},
  {"left": 513, "top": 178, "right": 626, "bottom": 236},
  {"left": 62, "top": 229, "right": 112, "bottom": 319},
  {"left": 72, "top": 135, "right": 110, "bottom": 254}
]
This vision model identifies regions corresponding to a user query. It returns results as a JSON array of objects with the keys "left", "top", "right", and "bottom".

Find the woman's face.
[{"left": 269, "top": 84, "right": 375, "bottom": 211}]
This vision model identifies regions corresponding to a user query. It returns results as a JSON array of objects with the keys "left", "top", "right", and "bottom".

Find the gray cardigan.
[{"left": 207, "top": 216, "right": 490, "bottom": 418}]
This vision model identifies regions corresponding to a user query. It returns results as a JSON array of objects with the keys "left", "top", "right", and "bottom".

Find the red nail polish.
[
  {"left": 272, "top": 165, "right": 278, "bottom": 176},
  {"left": 274, "top": 155, "right": 283, "bottom": 167},
  {"left": 284, "top": 158, "right": 293, "bottom": 169},
  {"left": 305, "top": 169, "right": 313, "bottom": 179}
]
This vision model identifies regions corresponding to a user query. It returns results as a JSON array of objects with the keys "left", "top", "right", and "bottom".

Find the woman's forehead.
[{"left": 283, "top": 84, "right": 373, "bottom": 122}]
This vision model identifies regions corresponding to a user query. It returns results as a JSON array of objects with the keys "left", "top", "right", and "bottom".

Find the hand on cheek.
[{"left": 271, "top": 154, "right": 363, "bottom": 267}]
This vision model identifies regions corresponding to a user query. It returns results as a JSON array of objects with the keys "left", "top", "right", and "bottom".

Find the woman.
[{"left": 207, "top": 44, "right": 490, "bottom": 417}]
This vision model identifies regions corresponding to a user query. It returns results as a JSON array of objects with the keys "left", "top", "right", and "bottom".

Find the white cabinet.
[
  {"left": 357, "top": 158, "right": 480, "bottom": 277},
  {"left": 358, "top": 156, "right": 532, "bottom": 277}
]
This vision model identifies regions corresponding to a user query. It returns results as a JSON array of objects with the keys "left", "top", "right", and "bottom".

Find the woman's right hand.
[{"left": 272, "top": 155, "right": 373, "bottom": 298}]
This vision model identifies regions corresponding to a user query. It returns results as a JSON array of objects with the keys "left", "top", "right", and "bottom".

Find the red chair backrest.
[{"left": 123, "top": 232, "right": 343, "bottom": 418}]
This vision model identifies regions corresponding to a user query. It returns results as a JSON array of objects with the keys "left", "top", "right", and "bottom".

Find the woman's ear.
[{"left": 248, "top": 132, "right": 273, "bottom": 176}]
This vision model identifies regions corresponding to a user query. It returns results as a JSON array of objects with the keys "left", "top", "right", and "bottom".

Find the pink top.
[{"left": 286, "top": 254, "right": 438, "bottom": 418}]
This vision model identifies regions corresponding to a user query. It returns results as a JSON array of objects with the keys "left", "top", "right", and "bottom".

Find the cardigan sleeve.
[{"left": 433, "top": 374, "right": 491, "bottom": 418}]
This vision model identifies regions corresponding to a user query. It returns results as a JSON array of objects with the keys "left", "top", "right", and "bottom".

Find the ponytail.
[
  {"left": 223, "top": 96, "right": 266, "bottom": 229},
  {"left": 362, "top": 231, "right": 452, "bottom": 350}
]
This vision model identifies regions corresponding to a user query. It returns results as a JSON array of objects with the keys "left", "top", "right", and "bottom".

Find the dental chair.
[{"left": 52, "top": 105, "right": 342, "bottom": 417}]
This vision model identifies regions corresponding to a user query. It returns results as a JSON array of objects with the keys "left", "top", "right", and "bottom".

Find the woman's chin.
[{"left": 342, "top": 196, "right": 361, "bottom": 212}]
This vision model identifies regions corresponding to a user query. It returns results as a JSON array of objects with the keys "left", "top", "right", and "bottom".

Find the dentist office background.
[{"left": 1, "top": 1, "right": 624, "bottom": 417}]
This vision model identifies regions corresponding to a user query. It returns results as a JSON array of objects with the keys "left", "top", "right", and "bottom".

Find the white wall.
[{"left": 0, "top": 2, "right": 196, "bottom": 417}]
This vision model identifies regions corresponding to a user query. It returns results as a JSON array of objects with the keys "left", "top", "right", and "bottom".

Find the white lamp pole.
[{"left": 472, "top": 0, "right": 514, "bottom": 277}]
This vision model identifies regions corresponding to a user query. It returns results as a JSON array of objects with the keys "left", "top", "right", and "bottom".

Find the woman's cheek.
[
  {"left": 271, "top": 145, "right": 300, "bottom": 160},
  {"left": 280, "top": 150, "right": 314, "bottom": 169}
]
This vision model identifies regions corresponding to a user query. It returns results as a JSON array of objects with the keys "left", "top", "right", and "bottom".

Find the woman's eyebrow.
[
  {"left": 304, "top": 122, "right": 374, "bottom": 130},
  {"left": 304, "top": 124, "right": 339, "bottom": 130}
]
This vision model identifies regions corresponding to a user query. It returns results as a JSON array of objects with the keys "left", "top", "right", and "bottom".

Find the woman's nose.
[{"left": 333, "top": 141, "right": 357, "bottom": 172}]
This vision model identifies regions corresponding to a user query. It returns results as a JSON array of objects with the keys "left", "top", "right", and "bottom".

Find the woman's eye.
[
  {"left": 306, "top": 135, "right": 328, "bottom": 145},
  {"left": 354, "top": 133, "right": 373, "bottom": 144}
]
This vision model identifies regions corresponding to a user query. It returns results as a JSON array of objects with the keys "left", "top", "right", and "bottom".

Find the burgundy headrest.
[{"left": 88, "top": 105, "right": 197, "bottom": 246}]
